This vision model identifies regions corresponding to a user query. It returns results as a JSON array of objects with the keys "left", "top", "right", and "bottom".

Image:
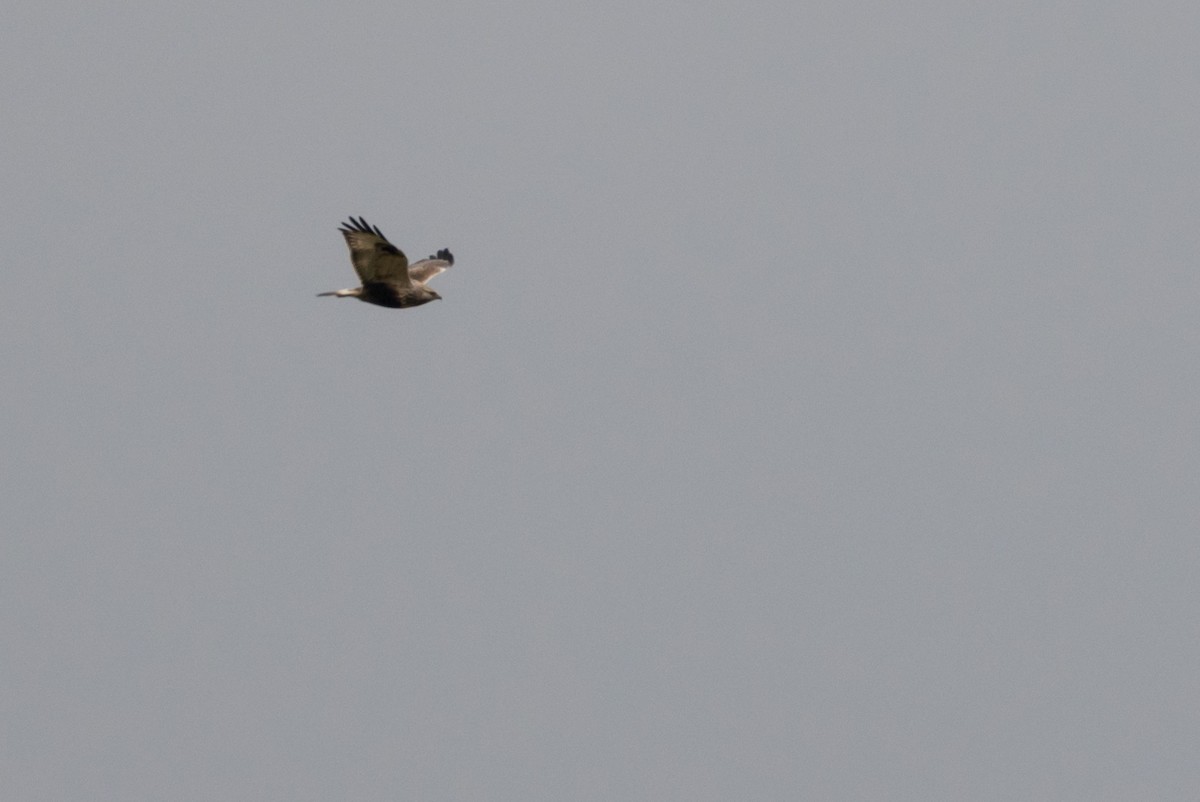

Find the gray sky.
[{"left": 3, "top": 1, "right": 1198, "bottom": 799}]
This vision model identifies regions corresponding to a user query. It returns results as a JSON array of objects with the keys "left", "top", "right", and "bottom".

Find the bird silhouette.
[{"left": 318, "top": 217, "right": 454, "bottom": 308}]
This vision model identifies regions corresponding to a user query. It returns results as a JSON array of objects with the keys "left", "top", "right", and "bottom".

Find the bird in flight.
[{"left": 318, "top": 216, "right": 454, "bottom": 308}]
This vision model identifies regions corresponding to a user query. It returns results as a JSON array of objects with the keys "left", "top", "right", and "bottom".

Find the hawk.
[{"left": 318, "top": 217, "right": 454, "bottom": 308}]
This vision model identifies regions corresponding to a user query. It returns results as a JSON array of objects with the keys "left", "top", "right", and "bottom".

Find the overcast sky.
[{"left": 3, "top": 1, "right": 1199, "bottom": 799}]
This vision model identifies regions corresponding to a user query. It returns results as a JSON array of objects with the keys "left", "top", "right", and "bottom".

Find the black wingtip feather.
[{"left": 340, "top": 216, "right": 389, "bottom": 241}]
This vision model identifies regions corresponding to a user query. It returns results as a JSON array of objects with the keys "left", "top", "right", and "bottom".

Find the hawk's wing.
[
  {"left": 339, "top": 217, "right": 411, "bottom": 287},
  {"left": 408, "top": 248, "right": 455, "bottom": 286}
]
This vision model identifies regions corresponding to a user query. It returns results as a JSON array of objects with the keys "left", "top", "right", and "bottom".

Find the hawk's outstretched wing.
[
  {"left": 408, "top": 248, "right": 455, "bottom": 286},
  {"left": 339, "top": 217, "right": 410, "bottom": 287}
]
